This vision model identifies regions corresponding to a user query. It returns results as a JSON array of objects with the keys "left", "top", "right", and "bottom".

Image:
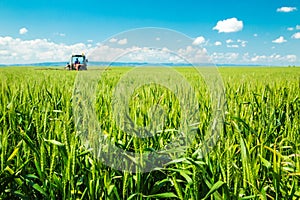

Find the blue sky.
[{"left": 0, "top": 0, "right": 300, "bottom": 65}]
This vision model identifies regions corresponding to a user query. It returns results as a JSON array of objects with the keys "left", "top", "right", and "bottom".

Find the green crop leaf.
[
  {"left": 202, "top": 181, "right": 225, "bottom": 200},
  {"left": 7, "top": 141, "right": 22, "bottom": 162},
  {"left": 44, "top": 138, "right": 64, "bottom": 146},
  {"left": 31, "top": 183, "right": 47, "bottom": 196},
  {"left": 144, "top": 192, "right": 178, "bottom": 198}
]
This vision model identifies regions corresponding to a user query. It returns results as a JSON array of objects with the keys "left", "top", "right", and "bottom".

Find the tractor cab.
[{"left": 65, "top": 54, "right": 88, "bottom": 70}]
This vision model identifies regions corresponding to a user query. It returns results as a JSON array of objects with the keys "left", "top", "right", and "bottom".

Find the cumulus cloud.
[
  {"left": 19, "top": 27, "right": 28, "bottom": 35},
  {"left": 250, "top": 55, "right": 267, "bottom": 62},
  {"left": 177, "top": 46, "right": 211, "bottom": 64},
  {"left": 54, "top": 32, "right": 66, "bottom": 37},
  {"left": 89, "top": 45, "right": 126, "bottom": 62},
  {"left": 108, "top": 38, "right": 128, "bottom": 45},
  {"left": 285, "top": 55, "right": 297, "bottom": 62},
  {"left": 288, "top": 25, "right": 300, "bottom": 31},
  {"left": 192, "top": 36, "right": 206, "bottom": 45},
  {"left": 237, "top": 39, "right": 247, "bottom": 47},
  {"left": 109, "top": 38, "right": 117, "bottom": 43},
  {"left": 292, "top": 32, "right": 300, "bottom": 39},
  {"left": 224, "top": 39, "right": 247, "bottom": 48},
  {"left": 214, "top": 41, "right": 222, "bottom": 46},
  {"left": 0, "top": 36, "right": 94, "bottom": 64},
  {"left": 226, "top": 39, "right": 233, "bottom": 44},
  {"left": 276, "top": 7, "right": 297, "bottom": 12},
  {"left": 118, "top": 38, "right": 127, "bottom": 45},
  {"left": 272, "top": 36, "right": 287, "bottom": 43},
  {"left": 0, "top": 35, "right": 213, "bottom": 64},
  {"left": 1, "top": 35, "right": 296, "bottom": 66},
  {"left": 242, "top": 53, "right": 297, "bottom": 63},
  {"left": 90, "top": 45, "right": 211, "bottom": 64},
  {"left": 213, "top": 18, "right": 243, "bottom": 33},
  {"left": 211, "top": 52, "right": 239, "bottom": 63},
  {"left": 227, "top": 44, "right": 239, "bottom": 48},
  {"left": 212, "top": 51, "right": 297, "bottom": 65}
]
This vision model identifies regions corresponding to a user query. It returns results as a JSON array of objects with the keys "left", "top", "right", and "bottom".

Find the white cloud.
[
  {"left": 227, "top": 53, "right": 239, "bottom": 60},
  {"left": 192, "top": 36, "right": 206, "bottom": 45},
  {"left": 0, "top": 35, "right": 213, "bottom": 64},
  {"left": 109, "top": 38, "right": 117, "bottom": 43},
  {"left": 251, "top": 55, "right": 267, "bottom": 62},
  {"left": 89, "top": 45, "right": 126, "bottom": 62},
  {"left": 237, "top": 39, "right": 247, "bottom": 47},
  {"left": 90, "top": 44, "right": 211, "bottom": 64},
  {"left": 286, "top": 55, "right": 297, "bottom": 62},
  {"left": 292, "top": 32, "right": 300, "bottom": 39},
  {"left": 109, "top": 38, "right": 128, "bottom": 45},
  {"left": 225, "top": 39, "right": 247, "bottom": 48},
  {"left": 0, "top": 36, "right": 94, "bottom": 64},
  {"left": 276, "top": 7, "right": 297, "bottom": 13},
  {"left": 272, "top": 36, "right": 287, "bottom": 43},
  {"left": 118, "top": 38, "right": 127, "bottom": 45},
  {"left": 213, "top": 51, "right": 297, "bottom": 65},
  {"left": 177, "top": 46, "right": 211, "bottom": 63},
  {"left": 54, "top": 32, "right": 66, "bottom": 37},
  {"left": 213, "top": 18, "right": 243, "bottom": 33},
  {"left": 227, "top": 44, "right": 239, "bottom": 48},
  {"left": 242, "top": 53, "right": 250, "bottom": 60},
  {"left": 246, "top": 53, "right": 297, "bottom": 63},
  {"left": 211, "top": 52, "right": 239, "bottom": 63},
  {"left": 87, "top": 39, "right": 93, "bottom": 43},
  {"left": 19, "top": 27, "right": 28, "bottom": 35},
  {"left": 288, "top": 25, "right": 300, "bottom": 31},
  {"left": 253, "top": 33, "right": 258, "bottom": 37},
  {"left": 1, "top": 34, "right": 297, "bottom": 66},
  {"left": 156, "top": 37, "right": 160, "bottom": 41},
  {"left": 214, "top": 41, "right": 222, "bottom": 46}
]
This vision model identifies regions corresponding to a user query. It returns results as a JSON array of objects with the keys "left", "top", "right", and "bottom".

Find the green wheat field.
[{"left": 0, "top": 66, "right": 299, "bottom": 199}]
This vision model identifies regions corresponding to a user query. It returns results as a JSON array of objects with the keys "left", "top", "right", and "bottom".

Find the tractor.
[{"left": 65, "top": 54, "right": 88, "bottom": 70}]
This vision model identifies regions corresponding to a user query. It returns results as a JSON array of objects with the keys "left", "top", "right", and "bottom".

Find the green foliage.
[{"left": 0, "top": 67, "right": 299, "bottom": 199}]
